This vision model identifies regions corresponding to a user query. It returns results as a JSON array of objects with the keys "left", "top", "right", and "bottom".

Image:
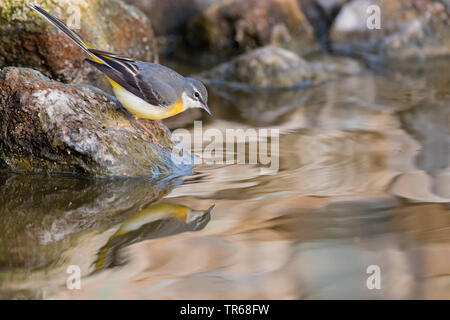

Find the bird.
[
  {"left": 93, "top": 202, "right": 214, "bottom": 271},
  {"left": 30, "top": 6, "right": 211, "bottom": 146}
]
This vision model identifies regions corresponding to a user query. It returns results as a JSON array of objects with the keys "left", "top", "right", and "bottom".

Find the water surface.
[{"left": 0, "top": 56, "right": 449, "bottom": 299}]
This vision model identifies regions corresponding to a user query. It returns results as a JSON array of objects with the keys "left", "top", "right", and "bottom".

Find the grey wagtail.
[
  {"left": 94, "top": 202, "right": 214, "bottom": 271},
  {"left": 31, "top": 6, "right": 210, "bottom": 145}
]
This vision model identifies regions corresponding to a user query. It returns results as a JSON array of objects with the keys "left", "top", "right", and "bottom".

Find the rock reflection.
[
  {"left": 0, "top": 172, "right": 181, "bottom": 279},
  {"left": 94, "top": 203, "right": 214, "bottom": 272},
  {"left": 397, "top": 101, "right": 450, "bottom": 200}
]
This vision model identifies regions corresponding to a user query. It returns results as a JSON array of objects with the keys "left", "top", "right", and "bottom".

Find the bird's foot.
[
  {"left": 133, "top": 118, "right": 164, "bottom": 149},
  {"left": 152, "top": 120, "right": 165, "bottom": 131}
]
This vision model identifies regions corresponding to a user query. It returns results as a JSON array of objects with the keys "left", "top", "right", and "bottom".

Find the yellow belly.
[{"left": 108, "top": 78, "right": 184, "bottom": 120}]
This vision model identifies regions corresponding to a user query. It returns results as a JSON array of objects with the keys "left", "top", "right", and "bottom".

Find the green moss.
[{"left": 0, "top": 0, "right": 55, "bottom": 28}]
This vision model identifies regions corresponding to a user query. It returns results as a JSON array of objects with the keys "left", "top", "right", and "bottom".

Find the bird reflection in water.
[{"left": 93, "top": 202, "right": 215, "bottom": 272}]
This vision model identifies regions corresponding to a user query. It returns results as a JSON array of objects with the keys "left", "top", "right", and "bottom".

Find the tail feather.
[
  {"left": 31, "top": 5, "right": 144, "bottom": 92},
  {"left": 30, "top": 6, "right": 130, "bottom": 69},
  {"left": 88, "top": 49, "right": 135, "bottom": 62},
  {"left": 30, "top": 5, "right": 91, "bottom": 54}
]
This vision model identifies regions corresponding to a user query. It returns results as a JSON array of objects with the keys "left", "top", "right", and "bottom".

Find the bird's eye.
[{"left": 194, "top": 91, "right": 200, "bottom": 99}]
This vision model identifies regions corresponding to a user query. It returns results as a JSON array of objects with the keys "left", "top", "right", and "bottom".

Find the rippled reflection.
[{"left": 94, "top": 203, "right": 214, "bottom": 272}]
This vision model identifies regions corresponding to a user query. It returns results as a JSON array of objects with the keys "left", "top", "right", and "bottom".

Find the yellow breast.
[{"left": 108, "top": 78, "right": 185, "bottom": 120}]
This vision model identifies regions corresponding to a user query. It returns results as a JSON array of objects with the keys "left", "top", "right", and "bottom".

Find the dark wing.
[
  {"left": 88, "top": 49, "right": 135, "bottom": 62},
  {"left": 85, "top": 51, "right": 172, "bottom": 107}
]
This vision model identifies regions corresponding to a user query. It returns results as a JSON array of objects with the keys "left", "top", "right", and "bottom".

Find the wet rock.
[
  {"left": 186, "top": 0, "right": 315, "bottom": 57},
  {"left": 0, "top": 67, "right": 191, "bottom": 177},
  {"left": 199, "top": 45, "right": 363, "bottom": 90},
  {"left": 124, "top": 0, "right": 218, "bottom": 37},
  {"left": 0, "top": 0, "right": 158, "bottom": 92},
  {"left": 331, "top": 0, "right": 450, "bottom": 60}
]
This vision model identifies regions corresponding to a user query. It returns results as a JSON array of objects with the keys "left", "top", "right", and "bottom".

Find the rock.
[
  {"left": 199, "top": 45, "right": 362, "bottom": 89},
  {"left": 331, "top": 0, "right": 450, "bottom": 60},
  {"left": 124, "top": 0, "right": 218, "bottom": 37},
  {"left": 0, "top": 0, "right": 158, "bottom": 92},
  {"left": 186, "top": 0, "right": 315, "bottom": 57},
  {"left": 0, "top": 67, "right": 191, "bottom": 177},
  {"left": 199, "top": 46, "right": 316, "bottom": 89}
]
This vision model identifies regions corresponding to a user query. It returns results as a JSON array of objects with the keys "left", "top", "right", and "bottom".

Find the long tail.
[
  {"left": 30, "top": 6, "right": 137, "bottom": 69},
  {"left": 31, "top": 6, "right": 92, "bottom": 54},
  {"left": 31, "top": 6, "right": 145, "bottom": 98}
]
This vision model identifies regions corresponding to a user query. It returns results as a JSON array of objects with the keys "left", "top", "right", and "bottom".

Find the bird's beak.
[
  {"left": 203, "top": 104, "right": 212, "bottom": 116},
  {"left": 201, "top": 99, "right": 212, "bottom": 116}
]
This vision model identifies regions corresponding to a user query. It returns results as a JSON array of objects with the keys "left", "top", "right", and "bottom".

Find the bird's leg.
[
  {"left": 131, "top": 117, "right": 164, "bottom": 149},
  {"left": 151, "top": 120, "right": 165, "bottom": 131}
]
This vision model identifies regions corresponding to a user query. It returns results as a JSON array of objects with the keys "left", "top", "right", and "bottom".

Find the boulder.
[
  {"left": 186, "top": 0, "right": 315, "bottom": 57},
  {"left": 199, "top": 45, "right": 362, "bottom": 89},
  {"left": 0, "top": 67, "right": 191, "bottom": 177},
  {"left": 199, "top": 46, "right": 316, "bottom": 89},
  {"left": 124, "top": 0, "right": 218, "bottom": 37},
  {"left": 331, "top": 0, "right": 450, "bottom": 60},
  {"left": 0, "top": 0, "right": 158, "bottom": 91}
]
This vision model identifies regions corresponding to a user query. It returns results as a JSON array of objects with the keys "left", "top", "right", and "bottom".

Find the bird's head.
[
  {"left": 182, "top": 77, "right": 211, "bottom": 115},
  {"left": 185, "top": 205, "right": 215, "bottom": 231}
]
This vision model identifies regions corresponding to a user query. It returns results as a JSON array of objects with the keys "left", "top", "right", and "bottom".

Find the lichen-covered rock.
[
  {"left": 0, "top": 0, "right": 158, "bottom": 91},
  {"left": 199, "top": 46, "right": 316, "bottom": 89},
  {"left": 331, "top": 0, "right": 450, "bottom": 60},
  {"left": 124, "top": 0, "right": 218, "bottom": 37},
  {"left": 0, "top": 67, "right": 191, "bottom": 177},
  {"left": 186, "top": 0, "right": 315, "bottom": 57}
]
